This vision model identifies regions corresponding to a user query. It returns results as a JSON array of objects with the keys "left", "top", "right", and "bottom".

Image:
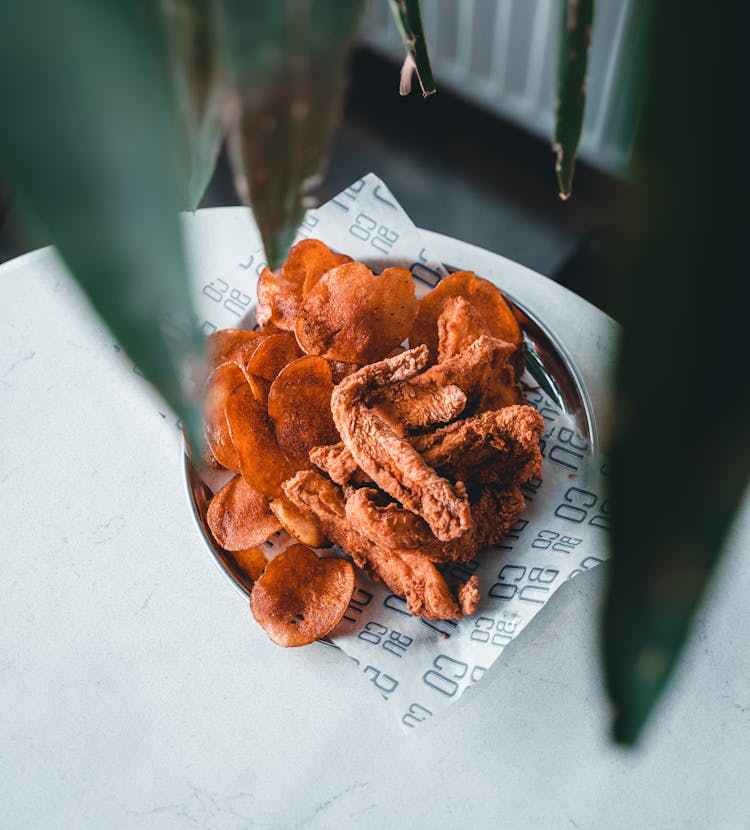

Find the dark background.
[{"left": 0, "top": 48, "right": 626, "bottom": 318}]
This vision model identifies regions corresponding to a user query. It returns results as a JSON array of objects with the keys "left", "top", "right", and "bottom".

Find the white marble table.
[{"left": 1, "top": 208, "right": 748, "bottom": 829}]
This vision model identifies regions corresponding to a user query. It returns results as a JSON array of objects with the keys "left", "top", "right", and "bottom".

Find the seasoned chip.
[
  {"left": 247, "top": 375, "right": 271, "bottom": 406},
  {"left": 205, "top": 328, "right": 265, "bottom": 375},
  {"left": 204, "top": 363, "right": 246, "bottom": 472},
  {"left": 225, "top": 384, "right": 294, "bottom": 497},
  {"left": 293, "top": 239, "right": 353, "bottom": 294},
  {"left": 295, "top": 263, "right": 417, "bottom": 364},
  {"left": 244, "top": 332, "right": 302, "bottom": 381},
  {"left": 231, "top": 546, "right": 268, "bottom": 583},
  {"left": 255, "top": 268, "right": 292, "bottom": 331},
  {"left": 410, "top": 270, "right": 524, "bottom": 376},
  {"left": 206, "top": 475, "right": 282, "bottom": 551},
  {"left": 267, "top": 356, "right": 339, "bottom": 469},
  {"left": 270, "top": 495, "right": 328, "bottom": 547},
  {"left": 250, "top": 544, "right": 355, "bottom": 647},
  {"left": 256, "top": 240, "right": 352, "bottom": 331}
]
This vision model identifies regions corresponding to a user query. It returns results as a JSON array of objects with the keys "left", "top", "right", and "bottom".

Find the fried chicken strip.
[
  {"left": 309, "top": 442, "right": 365, "bottom": 486},
  {"left": 411, "top": 405, "right": 544, "bottom": 485},
  {"left": 370, "top": 382, "right": 467, "bottom": 433},
  {"left": 380, "top": 335, "right": 522, "bottom": 416},
  {"left": 437, "top": 295, "right": 491, "bottom": 362},
  {"left": 311, "top": 404, "right": 542, "bottom": 489},
  {"left": 345, "top": 484, "right": 526, "bottom": 563},
  {"left": 282, "top": 470, "right": 473, "bottom": 620},
  {"left": 330, "top": 347, "right": 473, "bottom": 542}
]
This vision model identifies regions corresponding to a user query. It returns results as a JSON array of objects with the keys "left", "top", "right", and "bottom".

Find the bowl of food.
[{"left": 185, "top": 237, "right": 594, "bottom": 648}]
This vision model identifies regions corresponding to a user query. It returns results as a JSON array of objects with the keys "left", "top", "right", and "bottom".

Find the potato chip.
[
  {"left": 270, "top": 495, "right": 327, "bottom": 547},
  {"left": 225, "top": 384, "right": 294, "bottom": 497},
  {"left": 256, "top": 239, "right": 352, "bottom": 331},
  {"left": 244, "top": 332, "right": 301, "bottom": 381},
  {"left": 207, "top": 475, "right": 282, "bottom": 551},
  {"left": 230, "top": 546, "right": 268, "bottom": 583},
  {"left": 256, "top": 267, "right": 293, "bottom": 332},
  {"left": 247, "top": 375, "right": 271, "bottom": 406},
  {"left": 296, "top": 239, "right": 352, "bottom": 295},
  {"left": 250, "top": 544, "right": 355, "bottom": 647},
  {"left": 205, "top": 328, "right": 265, "bottom": 374},
  {"left": 295, "top": 263, "right": 417, "bottom": 364},
  {"left": 410, "top": 270, "right": 525, "bottom": 376},
  {"left": 204, "top": 363, "right": 246, "bottom": 472},
  {"left": 267, "top": 356, "right": 339, "bottom": 469}
]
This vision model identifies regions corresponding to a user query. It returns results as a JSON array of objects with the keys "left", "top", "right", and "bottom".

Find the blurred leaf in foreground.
[
  {"left": 0, "top": 0, "right": 204, "bottom": 448},
  {"left": 217, "top": 0, "right": 365, "bottom": 269},
  {"left": 388, "top": 0, "right": 435, "bottom": 97},
  {"left": 160, "top": 0, "right": 225, "bottom": 210},
  {"left": 553, "top": 0, "right": 594, "bottom": 199},
  {"left": 606, "top": 0, "right": 750, "bottom": 743}
]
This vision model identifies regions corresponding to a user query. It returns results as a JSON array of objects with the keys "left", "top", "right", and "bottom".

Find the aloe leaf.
[
  {"left": 216, "top": 0, "right": 365, "bottom": 269},
  {"left": 0, "top": 0, "right": 204, "bottom": 448},
  {"left": 605, "top": 0, "right": 750, "bottom": 743},
  {"left": 160, "top": 0, "right": 225, "bottom": 210},
  {"left": 553, "top": 0, "right": 594, "bottom": 199},
  {"left": 387, "top": 0, "right": 435, "bottom": 97}
]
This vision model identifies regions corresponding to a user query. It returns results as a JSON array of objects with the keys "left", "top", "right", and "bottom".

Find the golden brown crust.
[
  {"left": 331, "top": 348, "right": 473, "bottom": 542},
  {"left": 409, "top": 270, "right": 526, "bottom": 377},
  {"left": 411, "top": 405, "right": 544, "bottom": 485},
  {"left": 457, "top": 576, "right": 481, "bottom": 616},
  {"left": 437, "top": 295, "right": 491, "bottom": 362},
  {"left": 283, "top": 470, "right": 478, "bottom": 620}
]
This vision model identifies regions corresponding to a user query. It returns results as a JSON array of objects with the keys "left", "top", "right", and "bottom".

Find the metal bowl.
[{"left": 184, "top": 278, "right": 595, "bottom": 601}]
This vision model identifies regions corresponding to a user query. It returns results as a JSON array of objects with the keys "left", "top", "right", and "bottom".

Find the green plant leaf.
[
  {"left": 388, "top": 0, "right": 435, "bottom": 97},
  {"left": 553, "top": 0, "right": 594, "bottom": 199},
  {"left": 606, "top": 0, "right": 750, "bottom": 743},
  {"left": 216, "top": 0, "right": 365, "bottom": 269},
  {"left": 160, "top": 0, "right": 225, "bottom": 210},
  {"left": 0, "top": 0, "right": 204, "bottom": 449}
]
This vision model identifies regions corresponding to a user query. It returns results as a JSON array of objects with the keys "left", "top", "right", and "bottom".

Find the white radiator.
[{"left": 361, "top": 0, "right": 636, "bottom": 175}]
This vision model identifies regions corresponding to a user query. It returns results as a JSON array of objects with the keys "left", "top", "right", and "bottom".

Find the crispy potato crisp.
[
  {"left": 267, "top": 356, "right": 339, "bottom": 470},
  {"left": 250, "top": 544, "right": 355, "bottom": 647},
  {"left": 203, "top": 362, "right": 246, "bottom": 472},
  {"left": 205, "top": 328, "right": 265, "bottom": 375},
  {"left": 231, "top": 546, "right": 269, "bottom": 583},
  {"left": 270, "top": 495, "right": 327, "bottom": 548},
  {"left": 256, "top": 239, "right": 352, "bottom": 330},
  {"left": 244, "top": 332, "right": 302, "bottom": 382},
  {"left": 225, "top": 384, "right": 294, "bottom": 497},
  {"left": 207, "top": 475, "right": 281, "bottom": 551},
  {"left": 295, "top": 262, "right": 417, "bottom": 364}
]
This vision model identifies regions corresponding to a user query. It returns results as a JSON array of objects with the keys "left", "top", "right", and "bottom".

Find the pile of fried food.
[{"left": 199, "top": 239, "right": 544, "bottom": 647}]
